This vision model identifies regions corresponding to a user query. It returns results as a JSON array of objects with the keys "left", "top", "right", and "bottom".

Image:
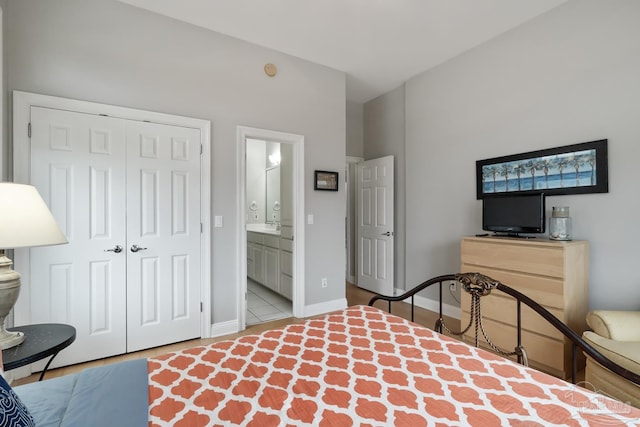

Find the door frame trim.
[
  {"left": 345, "top": 156, "right": 363, "bottom": 284},
  {"left": 12, "top": 91, "right": 212, "bottom": 339},
  {"left": 237, "top": 126, "right": 305, "bottom": 329}
]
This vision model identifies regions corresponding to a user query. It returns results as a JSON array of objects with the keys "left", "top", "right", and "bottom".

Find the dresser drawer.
[
  {"left": 462, "top": 318, "right": 565, "bottom": 376},
  {"left": 462, "top": 239, "right": 565, "bottom": 278},
  {"left": 460, "top": 265, "right": 564, "bottom": 309},
  {"left": 461, "top": 292, "right": 563, "bottom": 340}
]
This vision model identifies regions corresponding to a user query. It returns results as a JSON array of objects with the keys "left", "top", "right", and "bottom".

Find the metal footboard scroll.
[{"left": 368, "top": 272, "right": 640, "bottom": 387}]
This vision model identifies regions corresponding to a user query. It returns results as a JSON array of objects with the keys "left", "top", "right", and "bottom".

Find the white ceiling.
[{"left": 117, "top": 0, "right": 567, "bottom": 103}]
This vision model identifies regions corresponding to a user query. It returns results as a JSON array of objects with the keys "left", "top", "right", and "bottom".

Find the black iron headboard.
[{"left": 368, "top": 272, "right": 640, "bottom": 387}]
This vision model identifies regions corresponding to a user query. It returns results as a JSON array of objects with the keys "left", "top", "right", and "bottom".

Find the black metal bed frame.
[{"left": 368, "top": 272, "right": 640, "bottom": 387}]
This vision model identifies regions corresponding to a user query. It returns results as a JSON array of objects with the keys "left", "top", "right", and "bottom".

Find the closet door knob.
[
  {"left": 104, "top": 245, "right": 123, "bottom": 253},
  {"left": 130, "top": 244, "right": 148, "bottom": 253}
]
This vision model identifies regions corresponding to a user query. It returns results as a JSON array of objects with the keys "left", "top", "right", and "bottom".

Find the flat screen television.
[{"left": 482, "top": 193, "right": 545, "bottom": 236}]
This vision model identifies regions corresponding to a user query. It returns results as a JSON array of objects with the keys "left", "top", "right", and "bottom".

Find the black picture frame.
[
  {"left": 476, "top": 139, "right": 608, "bottom": 199},
  {"left": 314, "top": 170, "right": 339, "bottom": 191}
]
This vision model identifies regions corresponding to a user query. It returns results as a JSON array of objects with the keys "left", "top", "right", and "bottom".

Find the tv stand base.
[{"left": 493, "top": 233, "right": 537, "bottom": 239}]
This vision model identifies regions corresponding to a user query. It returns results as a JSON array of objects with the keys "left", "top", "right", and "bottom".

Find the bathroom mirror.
[{"left": 266, "top": 166, "right": 280, "bottom": 223}]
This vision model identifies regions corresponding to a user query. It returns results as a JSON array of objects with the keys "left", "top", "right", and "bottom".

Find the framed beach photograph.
[
  {"left": 314, "top": 170, "right": 339, "bottom": 191},
  {"left": 476, "top": 139, "right": 608, "bottom": 199}
]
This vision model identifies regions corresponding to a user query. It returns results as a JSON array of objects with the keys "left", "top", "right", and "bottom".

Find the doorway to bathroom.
[
  {"left": 246, "top": 139, "right": 291, "bottom": 325},
  {"left": 237, "top": 126, "right": 305, "bottom": 330}
]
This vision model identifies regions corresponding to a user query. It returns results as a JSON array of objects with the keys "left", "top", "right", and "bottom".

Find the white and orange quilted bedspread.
[{"left": 148, "top": 305, "right": 640, "bottom": 426}]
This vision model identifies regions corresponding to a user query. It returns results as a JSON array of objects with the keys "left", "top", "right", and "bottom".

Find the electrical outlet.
[
  {"left": 321, "top": 278, "right": 328, "bottom": 288},
  {"left": 449, "top": 282, "right": 457, "bottom": 292}
]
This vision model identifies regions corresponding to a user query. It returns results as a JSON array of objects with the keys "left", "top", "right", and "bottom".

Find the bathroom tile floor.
[{"left": 247, "top": 279, "right": 293, "bottom": 325}]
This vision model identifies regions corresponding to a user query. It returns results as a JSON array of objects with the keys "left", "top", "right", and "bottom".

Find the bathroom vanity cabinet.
[{"left": 247, "top": 230, "right": 292, "bottom": 300}]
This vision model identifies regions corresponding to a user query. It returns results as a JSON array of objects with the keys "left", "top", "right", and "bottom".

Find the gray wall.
[
  {"left": 3, "top": 0, "right": 347, "bottom": 324},
  {"left": 403, "top": 0, "right": 640, "bottom": 310},
  {"left": 346, "top": 100, "right": 363, "bottom": 157},
  {"left": 363, "top": 86, "right": 406, "bottom": 291}
]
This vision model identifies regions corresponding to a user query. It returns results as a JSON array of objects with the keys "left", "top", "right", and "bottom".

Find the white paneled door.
[
  {"left": 357, "top": 156, "right": 394, "bottom": 295},
  {"left": 30, "top": 107, "right": 128, "bottom": 366},
  {"left": 28, "top": 106, "right": 201, "bottom": 366},
  {"left": 125, "top": 121, "right": 201, "bottom": 352}
]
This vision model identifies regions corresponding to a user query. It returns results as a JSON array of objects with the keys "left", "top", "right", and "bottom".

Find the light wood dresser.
[{"left": 460, "top": 236, "right": 589, "bottom": 379}]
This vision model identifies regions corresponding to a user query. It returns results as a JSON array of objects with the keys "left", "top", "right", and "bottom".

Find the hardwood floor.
[{"left": 13, "top": 282, "right": 460, "bottom": 386}]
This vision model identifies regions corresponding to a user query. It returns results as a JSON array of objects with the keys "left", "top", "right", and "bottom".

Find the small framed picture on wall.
[{"left": 314, "top": 170, "right": 339, "bottom": 191}]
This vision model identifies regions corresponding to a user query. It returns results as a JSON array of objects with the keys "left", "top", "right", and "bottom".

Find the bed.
[{"left": 8, "top": 274, "right": 640, "bottom": 426}]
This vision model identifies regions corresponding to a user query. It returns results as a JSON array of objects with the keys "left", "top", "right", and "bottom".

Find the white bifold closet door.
[{"left": 29, "top": 106, "right": 201, "bottom": 367}]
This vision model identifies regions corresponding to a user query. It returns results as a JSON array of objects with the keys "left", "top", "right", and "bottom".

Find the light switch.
[
  {"left": 307, "top": 214, "right": 314, "bottom": 225},
  {"left": 214, "top": 216, "right": 223, "bottom": 228}
]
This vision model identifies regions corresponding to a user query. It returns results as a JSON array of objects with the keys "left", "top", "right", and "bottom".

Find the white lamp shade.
[{"left": 0, "top": 182, "right": 68, "bottom": 249}]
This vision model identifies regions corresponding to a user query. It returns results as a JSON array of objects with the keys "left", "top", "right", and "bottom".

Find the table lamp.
[{"left": 0, "top": 182, "right": 67, "bottom": 349}]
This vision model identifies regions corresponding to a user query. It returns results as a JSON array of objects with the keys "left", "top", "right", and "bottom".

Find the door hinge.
[
  {"left": 200, "top": 144, "right": 203, "bottom": 155},
  {"left": 28, "top": 122, "right": 32, "bottom": 138},
  {"left": 200, "top": 302, "right": 203, "bottom": 312},
  {"left": 200, "top": 223, "right": 203, "bottom": 233}
]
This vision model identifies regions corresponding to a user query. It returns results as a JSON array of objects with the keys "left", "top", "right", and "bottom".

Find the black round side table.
[{"left": 2, "top": 324, "right": 76, "bottom": 381}]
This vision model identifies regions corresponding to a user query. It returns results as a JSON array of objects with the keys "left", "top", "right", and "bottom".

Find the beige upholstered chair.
[{"left": 582, "top": 310, "right": 640, "bottom": 408}]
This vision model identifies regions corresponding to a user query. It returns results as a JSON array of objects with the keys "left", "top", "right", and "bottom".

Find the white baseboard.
[
  {"left": 413, "top": 295, "right": 461, "bottom": 320},
  {"left": 4, "top": 366, "right": 31, "bottom": 382},
  {"left": 354, "top": 287, "right": 461, "bottom": 320},
  {"left": 304, "top": 298, "right": 348, "bottom": 318},
  {"left": 209, "top": 319, "right": 239, "bottom": 338}
]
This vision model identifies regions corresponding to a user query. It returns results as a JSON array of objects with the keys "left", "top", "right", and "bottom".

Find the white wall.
[
  {"left": 3, "top": 0, "right": 347, "bottom": 324},
  {"left": 364, "top": 86, "right": 406, "bottom": 292},
  {"left": 404, "top": 0, "right": 640, "bottom": 310}
]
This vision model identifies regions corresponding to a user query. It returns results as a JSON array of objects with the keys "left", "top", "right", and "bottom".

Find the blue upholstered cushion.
[
  {"left": 14, "top": 374, "right": 79, "bottom": 427},
  {"left": 15, "top": 359, "right": 149, "bottom": 427},
  {"left": 0, "top": 374, "right": 35, "bottom": 427}
]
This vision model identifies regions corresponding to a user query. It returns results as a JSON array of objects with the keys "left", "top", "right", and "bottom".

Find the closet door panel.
[
  {"left": 29, "top": 106, "right": 127, "bottom": 368},
  {"left": 126, "top": 121, "right": 201, "bottom": 352}
]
